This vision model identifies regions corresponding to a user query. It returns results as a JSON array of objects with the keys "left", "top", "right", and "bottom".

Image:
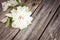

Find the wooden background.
[{"left": 0, "top": 0, "right": 60, "bottom": 40}]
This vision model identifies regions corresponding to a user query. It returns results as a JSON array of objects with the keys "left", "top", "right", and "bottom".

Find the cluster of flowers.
[{"left": 1, "top": 0, "right": 33, "bottom": 29}]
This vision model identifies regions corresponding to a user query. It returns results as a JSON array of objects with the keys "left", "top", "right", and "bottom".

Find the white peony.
[
  {"left": 2, "top": 0, "right": 21, "bottom": 11},
  {"left": 6, "top": 6, "right": 33, "bottom": 29}
]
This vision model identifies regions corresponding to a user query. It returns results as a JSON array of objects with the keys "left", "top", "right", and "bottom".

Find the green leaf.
[
  {"left": 9, "top": 6, "right": 17, "bottom": 10},
  {"left": 19, "top": 2, "right": 25, "bottom": 7},
  {"left": 16, "top": 0, "right": 25, "bottom": 6},
  {"left": 5, "top": 17, "right": 10, "bottom": 27},
  {"left": 9, "top": 17, "right": 13, "bottom": 23},
  {"left": 29, "top": 7, "right": 32, "bottom": 11},
  {"left": 5, "top": 17, "right": 13, "bottom": 27},
  {"left": 16, "top": 0, "right": 20, "bottom": 4}
]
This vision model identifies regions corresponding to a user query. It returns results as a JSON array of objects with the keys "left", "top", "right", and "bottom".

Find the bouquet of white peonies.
[{"left": 1, "top": 0, "right": 33, "bottom": 29}]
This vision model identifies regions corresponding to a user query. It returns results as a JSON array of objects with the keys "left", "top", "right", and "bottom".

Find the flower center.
[{"left": 18, "top": 16, "right": 24, "bottom": 20}]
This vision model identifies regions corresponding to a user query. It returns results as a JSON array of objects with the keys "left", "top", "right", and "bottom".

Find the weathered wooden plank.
[
  {"left": 0, "top": 3, "right": 2, "bottom": 12},
  {"left": 31, "top": 0, "right": 45, "bottom": 17},
  {"left": 0, "top": 0, "right": 7, "bottom": 3},
  {"left": 39, "top": 5, "right": 60, "bottom": 40},
  {"left": 25, "top": 0, "right": 42, "bottom": 13},
  {"left": 45, "top": 15, "right": 60, "bottom": 40},
  {"left": 26, "top": 0, "right": 60, "bottom": 40},
  {"left": 13, "top": 0, "right": 60, "bottom": 40},
  {"left": 56, "top": 26, "right": 60, "bottom": 40},
  {"left": 44, "top": 6, "right": 60, "bottom": 40},
  {"left": 0, "top": 22, "right": 19, "bottom": 40}
]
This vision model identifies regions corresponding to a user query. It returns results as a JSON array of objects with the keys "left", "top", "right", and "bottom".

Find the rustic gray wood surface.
[
  {"left": 0, "top": 0, "right": 60, "bottom": 40},
  {"left": 40, "top": 5, "right": 60, "bottom": 40}
]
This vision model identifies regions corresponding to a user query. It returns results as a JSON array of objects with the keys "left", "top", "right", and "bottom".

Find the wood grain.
[
  {"left": 39, "top": 5, "right": 60, "bottom": 40},
  {"left": 0, "top": 0, "right": 60, "bottom": 40}
]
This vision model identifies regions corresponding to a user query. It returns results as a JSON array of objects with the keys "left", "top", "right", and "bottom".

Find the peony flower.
[
  {"left": 2, "top": 1, "right": 12, "bottom": 11},
  {"left": 2, "top": 0, "right": 21, "bottom": 11},
  {"left": 6, "top": 6, "right": 33, "bottom": 29}
]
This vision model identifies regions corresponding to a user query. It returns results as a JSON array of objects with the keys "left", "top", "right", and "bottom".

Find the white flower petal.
[
  {"left": 5, "top": 13, "right": 12, "bottom": 17},
  {"left": 2, "top": 1, "right": 12, "bottom": 11},
  {"left": 9, "top": 0, "right": 18, "bottom": 6}
]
